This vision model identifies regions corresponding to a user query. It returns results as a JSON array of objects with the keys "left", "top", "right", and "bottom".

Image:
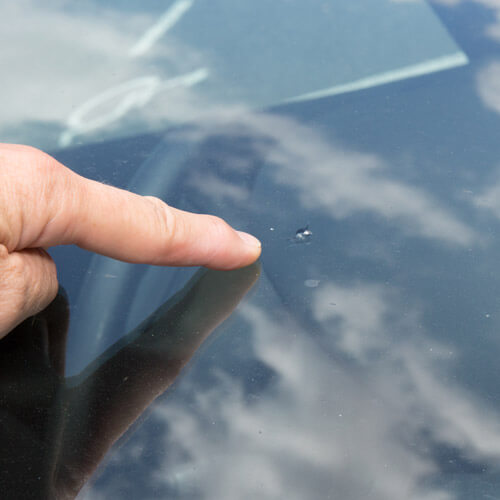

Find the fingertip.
[
  {"left": 237, "top": 231, "right": 262, "bottom": 266},
  {"left": 210, "top": 230, "right": 261, "bottom": 271},
  {"left": 236, "top": 231, "right": 262, "bottom": 249}
]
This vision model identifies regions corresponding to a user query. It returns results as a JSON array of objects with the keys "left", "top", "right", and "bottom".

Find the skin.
[{"left": 0, "top": 143, "right": 261, "bottom": 338}]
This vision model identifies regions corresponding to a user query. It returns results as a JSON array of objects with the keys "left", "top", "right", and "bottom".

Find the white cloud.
[
  {"left": 267, "top": 130, "right": 474, "bottom": 246},
  {"left": 145, "top": 309, "right": 449, "bottom": 500},
  {"left": 312, "top": 282, "right": 395, "bottom": 360},
  {"left": 85, "top": 276, "right": 500, "bottom": 500},
  {"left": 179, "top": 111, "right": 475, "bottom": 246},
  {"left": 473, "top": 170, "right": 500, "bottom": 218},
  {"left": 187, "top": 172, "right": 251, "bottom": 204},
  {"left": 0, "top": 0, "right": 208, "bottom": 147},
  {"left": 477, "top": 61, "right": 500, "bottom": 116},
  {"left": 432, "top": 0, "right": 500, "bottom": 41}
]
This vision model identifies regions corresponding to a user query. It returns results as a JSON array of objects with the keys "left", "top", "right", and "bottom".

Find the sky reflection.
[
  {"left": 83, "top": 272, "right": 500, "bottom": 500},
  {"left": 173, "top": 110, "right": 477, "bottom": 246},
  {"left": 1, "top": 0, "right": 465, "bottom": 150},
  {"left": 5, "top": 1, "right": 500, "bottom": 498}
]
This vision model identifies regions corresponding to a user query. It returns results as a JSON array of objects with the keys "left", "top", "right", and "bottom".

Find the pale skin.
[{"left": 0, "top": 143, "right": 261, "bottom": 338}]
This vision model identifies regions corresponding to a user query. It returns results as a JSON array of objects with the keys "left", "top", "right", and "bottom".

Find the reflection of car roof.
[
  {"left": 4, "top": 1, "right": 500, "bottom": 499},
  {"left": 0, "top": 0, "right": 467, "bottom": 150}
]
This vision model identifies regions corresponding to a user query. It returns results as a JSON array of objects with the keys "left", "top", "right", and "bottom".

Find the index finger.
[
  {"left": 6, "top": 146, "right": 261, "bottom": 270},
  {"left": 72, "top": 175, "right": 262, "bottom": 270}
]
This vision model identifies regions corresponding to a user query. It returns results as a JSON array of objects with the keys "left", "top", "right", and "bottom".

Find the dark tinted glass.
[{"left": 3, "top": 1, "right": 500, "bottom": 499}]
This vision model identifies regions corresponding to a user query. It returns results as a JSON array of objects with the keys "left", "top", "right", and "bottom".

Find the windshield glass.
[
  {"left": 1, "top": 0, "right": 466, "bottom": 149},
  {"left": 4, "top": 1, "right": 500, "bottom": 500}
]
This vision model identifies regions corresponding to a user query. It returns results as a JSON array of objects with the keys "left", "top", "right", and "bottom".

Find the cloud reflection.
[
  {"left": 88, "top": 275, "right": 500, "bottom": 499},
  {"left": 473, "top": 167, "right": 500, "bottom": 217},
  {"left": 0, "top": 0, "right": 208, "bottom": 148},
  {"left": 477, "top": 61, "right": 500, "bottom": 116},
  {"left": 433, "top": 0, "right": 500, "bottom": 42},
  {"left": 176, "top": 111, "right": 475, "bottom": 245},
  {"left": 471, "top": 60, "right": 500, "bottom": 219},
  {"left": 2, "top": 0, "right": 470, "bottom": 150},
  {"left": 262, "top": 121, "right": 474, "bottom": 246}
]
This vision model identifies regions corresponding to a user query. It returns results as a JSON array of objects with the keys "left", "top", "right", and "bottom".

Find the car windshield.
[
  {"left": 2, "top": 0, "right": 466, "bottom": 149},
  {"left": 3, "top": 1, "right": 500, "bottom": 499}
]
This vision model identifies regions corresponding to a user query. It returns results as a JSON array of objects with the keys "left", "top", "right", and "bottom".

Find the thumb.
[{"left": 0, "top": 245, "right": 58, "bottom": 338}]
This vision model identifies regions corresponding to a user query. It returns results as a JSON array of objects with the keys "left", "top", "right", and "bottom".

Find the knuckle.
[
  {"left": 0, "top": 144, "right": 73, "bottom": 249},
  {"left": 0, "top": 249, "right": 58, "bottom": 326},
  {"left": 30, "top": 250, "right": 58, "bottom": 310},
  {"left": 0, "top": 255, "right": 27, "bottom": 315},
  {"left": 1, "top": 144, "right": 55, "bottom": 174},
  {"left": 205, "top": 214, "right": 231, "bottom": 239},
  {"left": 2, "top": 144, "right": 66, "bottom": 188}
]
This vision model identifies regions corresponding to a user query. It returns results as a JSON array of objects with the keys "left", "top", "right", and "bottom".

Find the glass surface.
[
  {"left": 3, "top": 1, "right": 500, "bottom": 499},
  {"left": 0, "top": 0, "right": 465, "bottom": 149}
]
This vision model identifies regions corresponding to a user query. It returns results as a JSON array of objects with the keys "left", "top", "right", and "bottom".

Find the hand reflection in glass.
[{"left": 0, "top": 263, "right": 260, "bottom": 499}]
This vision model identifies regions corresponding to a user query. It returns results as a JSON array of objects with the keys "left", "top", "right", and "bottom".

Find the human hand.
[{"left": 0, "top": 144, "right": 261, "bottom": 337}]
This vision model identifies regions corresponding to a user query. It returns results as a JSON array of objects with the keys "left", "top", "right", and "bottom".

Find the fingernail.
[{"left": 237, "top": 231, "right": 261, "bottom": 248}]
